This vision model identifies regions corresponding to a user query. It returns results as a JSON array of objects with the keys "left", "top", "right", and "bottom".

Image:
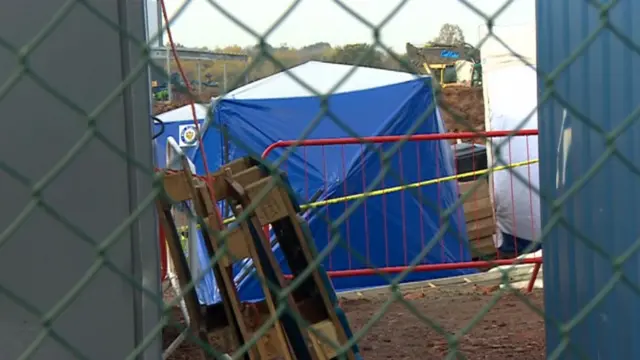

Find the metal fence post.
[
  {"left": 538, "top": 0, "right": 640, "bottom": 358},
  {"left": 0, "top": 1, "right": 160, "bottom": 359}
]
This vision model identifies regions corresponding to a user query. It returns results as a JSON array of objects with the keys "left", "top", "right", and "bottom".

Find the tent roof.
[
  {"left": 155, "top": 103, "right": 209, "bottom": 123},
  {"left": 224, "top": 61, "right": 426, "bottom": 100}
]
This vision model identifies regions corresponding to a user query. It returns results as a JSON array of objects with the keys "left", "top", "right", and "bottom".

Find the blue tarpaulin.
[{"left": 154, "top": 61, "right": 475, "bottom": 304}]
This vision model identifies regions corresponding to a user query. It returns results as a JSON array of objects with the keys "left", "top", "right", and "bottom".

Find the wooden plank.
[
  {"left": 210, "top": 166, "right": 265, "bottom": 200},
  {"left": 198, "top": 186, "right": 217, "bottom": 215},
  {"left": 163, "top": 172, "right": 199, "bottom": 203},
  {"left": 179, "top": 162, "right": 258, "bottom": 360},
  {"left": 467, "top": 216, "right": 496, "bottom": 240},
  {"left": 199, "top": 205, "right": 260, "bottom": 360},
  {"left": 217, "top": 226, "right": 251, "bottom": 267},
  {"left": 254, "top": 327, "right": 284, "bottom": 359},
  {"left": 155, "top": 201, "right": 212, "bottom": 360},
  {"left": 245, "top": 177, "right": 290, "bottom": 225},
  {"left": 241, "top": 212, "right": 315, "bottom": 360},
  {"left": 271, "top": 187, "right": 357, "bottom": 360},
  {"left": 223, "top": 175, "right": 316, "bottom": 360},
  {"left": 230, "top": 204, "right": 294, "bottom": 360},
  {"left": 463, "top": 196, "right": 492, "bottom": 213},
  {"left": 463, "top": 200, "right": 494, "bottom": 222},
  {"left": 204, "top": 296, "right": 328, "bottom": 333},
  {"left": 162, "top": 158, "right": 256, "bottom": 202},
  {"left": 458, "top": 179, "right": 490, "bottom": 197},
  {"left": 470, "top": 235, "right": 497, "bottom": 258},
  {"left": 308, "top": 320, "right": 339, "bottom": 359},
  {"left": 209, "top": 178, "right": 228, "bottom": 202},
  {"left": 196, "top": 158, "right": 257, "bottom": 200},
  {"left": 464, "top": 207, "right": 493, "bottom": 223},
  {"left": 459, "top": 180, "right": 496, "bottom": 253},
  {"left": 219, "top": 166, "right": 296, "bottom": 360},
  {"left": 232, "top": 166, "right": 264, "bottom": 187},
  {"left": 215, "top": 157, "right": 254, "bottom": 176}
]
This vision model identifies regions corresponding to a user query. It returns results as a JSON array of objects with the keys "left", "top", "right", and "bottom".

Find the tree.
[
  {"left": 432, "top": 23, "right": 465, "bottom": 46},
  {"left": 329, "top": 43, "right": 385, "bottom": 68}
]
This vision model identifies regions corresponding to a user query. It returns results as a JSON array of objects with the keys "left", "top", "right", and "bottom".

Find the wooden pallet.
[
  {"left": 160, "top": 159, "right": 260, "bottom": 360},
  {"left": 159, "top": 156, "right": 361, "bottom": 360},
  {"left": 219, "top": 158, "right": 359, "bottom": 360}
]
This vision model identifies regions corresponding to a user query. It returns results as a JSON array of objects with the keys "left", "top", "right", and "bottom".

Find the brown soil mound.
[
  {"left": 152, "top": 101, "right": 187, "bottom": 116},
  {"left": 438, "top": 86, "right": 485, "bottom": 133},
  {"left": 152, "top": 89, "right": 219, "bottom": 115}
]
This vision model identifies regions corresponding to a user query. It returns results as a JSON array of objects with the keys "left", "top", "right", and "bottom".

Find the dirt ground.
[
  {"left": 163, "top": 286, "right": 544, "bottom": 360},
  {"left": 342, "top": 287, "right": 545, "bottom": 360},
  {"left": 152, "top": 89, "right": 219, "bottom": 115}
]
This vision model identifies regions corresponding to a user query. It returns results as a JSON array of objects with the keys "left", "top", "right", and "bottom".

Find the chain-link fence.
[{"left": 2, "top": 0, "right": 639, "bottom": 359}]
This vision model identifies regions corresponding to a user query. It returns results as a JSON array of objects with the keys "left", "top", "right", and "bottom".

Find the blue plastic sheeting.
[
  {"left": 193, "top": 231, "right": 218, "bottom": 305},
  {"left": 155, "top": 62, "right": 476, "bottom": 304}
]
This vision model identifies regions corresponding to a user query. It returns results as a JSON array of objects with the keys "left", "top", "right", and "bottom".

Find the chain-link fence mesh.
[{"left": 2, "top": 0, "right": 637, "bottom": 359}]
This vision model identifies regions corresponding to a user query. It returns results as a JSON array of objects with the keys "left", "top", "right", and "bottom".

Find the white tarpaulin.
[{"left": 479, "top": 23, "right": 541, "bottom": 248}]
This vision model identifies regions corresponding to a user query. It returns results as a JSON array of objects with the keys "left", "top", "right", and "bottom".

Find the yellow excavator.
[{"left": 406, "top": 42, "right": 482, "bottom": 88}]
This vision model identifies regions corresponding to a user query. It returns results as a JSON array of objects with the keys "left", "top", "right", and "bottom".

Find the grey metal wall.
[
  {"left": 0, "top": 1, "right": 160, "bottom": 359},
  {"left": 538, "top": 0, "right": 640, "bottom": 358}
]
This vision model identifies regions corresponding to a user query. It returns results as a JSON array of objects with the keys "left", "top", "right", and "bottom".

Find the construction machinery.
[{"left": 406, "top": 42, "right": 482, "bottom": 88}]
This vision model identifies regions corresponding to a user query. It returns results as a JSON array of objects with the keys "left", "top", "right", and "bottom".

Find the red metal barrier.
[
  {"left": 158, "top": 130, "right": 542, "bottom": 290},
  {"left": 159, "top": 221, "right": 167, "bottom": 281},
  {"left": 283, "top": 257, "right": 542, "bottom": 279},
  {"left": 262, "top": 130, "right": 542, "bottom": 290}
]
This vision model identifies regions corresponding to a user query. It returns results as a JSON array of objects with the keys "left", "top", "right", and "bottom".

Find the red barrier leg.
[
  {"left": 526, "top": 262, "right": 542, "bottom": 292},
  {"left": 159, "top": 221, "right": 167, "bottom": 281}
]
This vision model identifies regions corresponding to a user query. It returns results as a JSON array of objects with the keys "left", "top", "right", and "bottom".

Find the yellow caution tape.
[
  {"left": 301, "top": 159, "right": 538, "bottom": 209},
  {"left": 177, "top": 159, "right": 538, "bottom": 231}
]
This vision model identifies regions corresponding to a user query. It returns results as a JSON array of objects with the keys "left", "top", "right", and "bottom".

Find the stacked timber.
[{"left": 458, "top": 179, "right": 496, "bottom": 259}]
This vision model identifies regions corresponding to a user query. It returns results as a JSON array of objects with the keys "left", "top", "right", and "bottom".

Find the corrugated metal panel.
[{"left": 538, "top": 0, "right": 640, "bottom": 358}]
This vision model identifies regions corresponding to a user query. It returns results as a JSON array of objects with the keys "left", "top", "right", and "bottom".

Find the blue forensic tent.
[{"left": 155, "top": 61, "right": 475, "bottom": 304}]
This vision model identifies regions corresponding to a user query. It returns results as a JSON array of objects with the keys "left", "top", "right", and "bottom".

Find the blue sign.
[{"left": 440, "top": 50, "right": 460, "bottom": 59}]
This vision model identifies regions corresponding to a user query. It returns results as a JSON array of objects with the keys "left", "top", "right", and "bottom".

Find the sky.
[{"left": 146, "top": 0, "right": 535, "bottom": 52}]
